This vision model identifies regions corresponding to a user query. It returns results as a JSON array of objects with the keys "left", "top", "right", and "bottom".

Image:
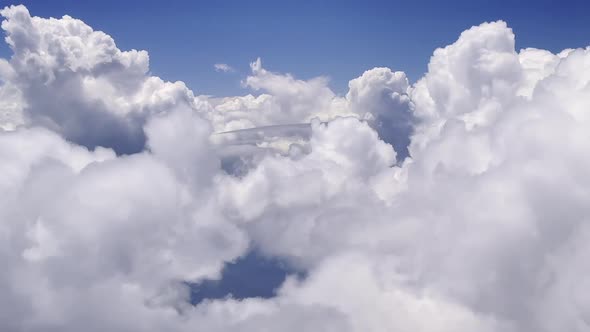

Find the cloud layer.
[{"left": 1, "top": 5, "right": 590, "bottom": 331}]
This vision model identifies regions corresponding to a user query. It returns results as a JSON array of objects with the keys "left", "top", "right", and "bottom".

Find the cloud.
[
  {"left": 214, "top": 63, "right": 235, "bottom": 73},
  {"left": 0, "top": 5, "right": 201, "bottom": 154},
  {"left": 1, "top": 5, "right": 590, "bottom": 332}
]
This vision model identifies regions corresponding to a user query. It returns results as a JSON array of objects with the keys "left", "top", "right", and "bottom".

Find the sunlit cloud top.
[{"left": 1, "top": 3, "right": 590, "bottom": 332}]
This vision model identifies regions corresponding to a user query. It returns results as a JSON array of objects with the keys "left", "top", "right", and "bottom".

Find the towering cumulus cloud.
[{"left": 1, "top": 5, "right": 589, "bottom": 332}]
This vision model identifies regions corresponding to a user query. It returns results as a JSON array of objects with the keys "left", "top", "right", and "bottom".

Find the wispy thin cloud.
[{"left": 214, "top": 63, "right": 234, "bottom": 73}]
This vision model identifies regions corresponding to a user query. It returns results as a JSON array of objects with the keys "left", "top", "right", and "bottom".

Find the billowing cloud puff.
[
  {"left": 1, "top": 4, "right": 590, "bottom": 332},
  {"left": 0, "top": 5, "right": 201, "bottom": 154}
]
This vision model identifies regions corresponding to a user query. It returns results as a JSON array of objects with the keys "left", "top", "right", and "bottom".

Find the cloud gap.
[{"left": 188, "top": 250, "right": 304, "bottom": 304}]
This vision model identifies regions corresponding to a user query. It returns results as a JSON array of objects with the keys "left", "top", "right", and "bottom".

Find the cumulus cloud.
[
  {"left": 0, "top": 5, "right": 202, "bottom": 154},
  {"left": 214, "top": 63, "right": 234, "bottom": 73},
  {"left": 1, "top": 4, "right": 590, "bottom": 332}
]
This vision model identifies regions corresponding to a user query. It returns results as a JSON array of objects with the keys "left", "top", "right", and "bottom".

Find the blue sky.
[{"left": 1, "top": 0, "right": 589, "bottom": 97}]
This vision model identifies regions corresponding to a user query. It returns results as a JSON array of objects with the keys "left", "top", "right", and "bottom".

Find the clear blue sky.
[{"left": 1, "top": 0, "right": 589, "bottom": 97}]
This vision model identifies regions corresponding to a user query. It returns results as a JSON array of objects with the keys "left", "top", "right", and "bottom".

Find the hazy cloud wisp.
[{"left": 214, "top": 63, "right": 234, "bottom": 73}]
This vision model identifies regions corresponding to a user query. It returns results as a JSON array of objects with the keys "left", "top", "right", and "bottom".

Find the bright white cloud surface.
[{"left": 1, "top": 5, "right": 590, "bottom": 332}]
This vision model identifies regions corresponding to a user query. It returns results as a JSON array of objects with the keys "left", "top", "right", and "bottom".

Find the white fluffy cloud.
[
  {"left": 0, "top": 5, "right": 202, "bottom": 154},
  {"left": 1, "top": 5, "right": 590, "bottom": 332}
]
